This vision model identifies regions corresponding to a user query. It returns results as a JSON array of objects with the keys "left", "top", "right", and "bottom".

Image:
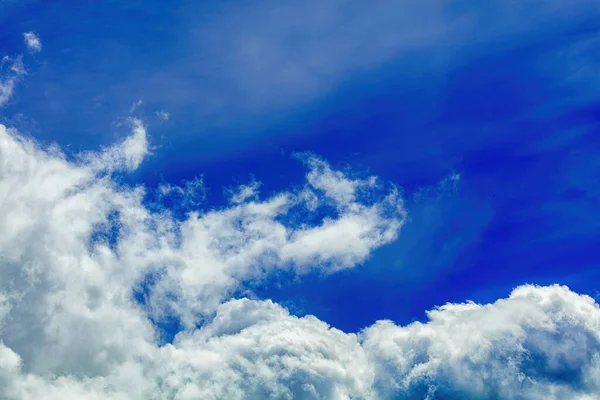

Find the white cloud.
[
  {"left": 145, "top": 155, "right": 405, "bottom": 325},
  {"left": 362, "top": 284, "right": 600, "bottom": 399},
  {"left": 156, "top": 286, "right": 600, "bottom": 399},
  {"left": 130, "top": 99, "right": 143, "bottom": 113},
  {"left": 158, "top": 176, "right": 205, "bottom": 210},
  {"left": 0, "top": 56, "right": 26, "bottom": 107},
  {"left": 156, "top": 110, "right": 170, "bottom": 121},
  {"left": 2, "top": 122, "right": 600, "bottom": 399},
  {"left": 23, "top": 32, "right": 42, "bottom": 53},
  {"left": 84, "top": 118, "right": 149, "bottom": 172},
  {"left": 0, "top": 121, "right": 404, "bottom": 373},
  {"left": 228, "top": 180, "right": 261, "bottom": 204}
]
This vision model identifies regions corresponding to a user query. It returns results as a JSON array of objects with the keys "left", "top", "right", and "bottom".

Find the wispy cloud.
[
  {"left": 0, "top": 56, "right": 26, "bottom": 107},
  {"left": 168, "top": 0, "right": 600, "bottom": 117},
  {"left": 155, "top": 110, "right": 169, "bottom": 121},
  {"left": 5, "top": 0, "right": 598, "bottom": 149},
  {"left": 87, "top": 118, "right": 149, "bottom": 172},
  {"left": 129, "top": 99, "right": 143, "bottom": 113},
  {"left": 23, "top": 32, "right": 41, "bottom": 53},
  {"left": 227, "top": 180, "right": 261, "bottom": 203}
]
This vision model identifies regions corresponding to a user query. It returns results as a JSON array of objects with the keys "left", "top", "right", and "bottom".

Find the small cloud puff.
[
  {"left": 156, "top": 110, "right": 170, "bottom": 121},
  {"left": 23, "top": 32, "right": 42, "bottom": 53}
]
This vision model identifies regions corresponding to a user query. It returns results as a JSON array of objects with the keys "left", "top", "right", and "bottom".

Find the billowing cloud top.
[{"left": 1, "top": 119, "right": 600, "bottom": 399}]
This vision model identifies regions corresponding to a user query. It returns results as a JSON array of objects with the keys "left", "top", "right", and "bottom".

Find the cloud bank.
[{"left": 1, "top": 119, "right": 600, "bottom": 399}]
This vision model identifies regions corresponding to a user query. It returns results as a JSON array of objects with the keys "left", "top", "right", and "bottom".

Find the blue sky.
[{"left": 2, "top": 1, "right": 600, "bottom": 398}]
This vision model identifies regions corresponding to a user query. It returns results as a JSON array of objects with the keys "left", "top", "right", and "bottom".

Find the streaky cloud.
[{"left": 0, "top": 56, "right": 26, "bottom": 107}]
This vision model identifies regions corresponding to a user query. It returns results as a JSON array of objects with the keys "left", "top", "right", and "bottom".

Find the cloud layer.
[{"left": 1, "top": 119, "right": 600, "bottom": 399}]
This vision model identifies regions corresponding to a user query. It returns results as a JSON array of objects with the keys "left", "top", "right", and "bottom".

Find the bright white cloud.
[
  {"left": 23, "top": 32, "right": 42, "bottom": 53},
  {"left": 362, "top": 284, "right": 600, "bottom": 399},
  {"left": 1, "top": 122, "right": 600, "bottom": 399},
  {"left": 0, "top": 120, "right": 403, "bottom": 371}
]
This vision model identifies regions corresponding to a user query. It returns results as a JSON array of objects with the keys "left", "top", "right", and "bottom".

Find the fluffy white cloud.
[
  {"left": 0, "top": 120, "right": 402, "bottom": 370},
  {"left": 23, "top": 32, "right": 42, "bottom": 53},
  {"left": 363, "top": 284, "right": 600, "bottom": 399},
  {"left": 1, "top": 122, "right": 600, "bottom": 399},
  {"left": 170, "top": 0, "right": 600, "bottom": 118}
]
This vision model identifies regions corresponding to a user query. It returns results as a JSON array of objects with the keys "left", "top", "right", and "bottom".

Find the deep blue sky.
[{"left": 2, "top": 0, "right": 600, "bottom": 333}]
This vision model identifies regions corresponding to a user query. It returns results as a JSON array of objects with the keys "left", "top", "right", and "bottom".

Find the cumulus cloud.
[
  {"left": 23, "top": 32, "right": 42, "bottom": 53},
  {"left": 152, "top": 286, "right": 600, "bottom": 400},
  {"left": 1, "top": 122, "right": 600, "bottom": 399},
  {"left": 0, "top": 120, "right": 402, "bottom": 370},
  {"left": 362, "top": 284, "right": 600, "bottom": 399}
]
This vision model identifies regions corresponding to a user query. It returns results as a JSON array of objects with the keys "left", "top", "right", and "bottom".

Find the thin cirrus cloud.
[
  {"left": 144, "top": 0, "right": 600, "bottom": 118},
  {"left": 5, "top": 0, "right": 595, "bottom": 144}
]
